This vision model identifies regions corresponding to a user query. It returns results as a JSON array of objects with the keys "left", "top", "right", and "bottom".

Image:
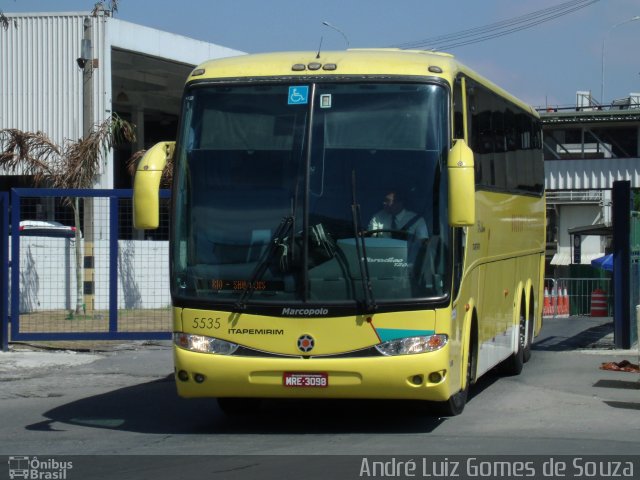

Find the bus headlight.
[
  {"left": 375, "top": 334, "right": 448, "bottom": 356},
  {"left": 174, "top": 333, "right": 239, "bottom": 355}
]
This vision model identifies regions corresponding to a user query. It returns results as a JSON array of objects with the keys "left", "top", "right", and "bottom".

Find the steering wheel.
[{"left": 360, "top": 229, "right": 410, "bottom": 239}]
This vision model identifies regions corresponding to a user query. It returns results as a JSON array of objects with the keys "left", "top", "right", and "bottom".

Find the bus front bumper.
[{"left": 173, "top": 345, "right": 453, "bottom": 401}]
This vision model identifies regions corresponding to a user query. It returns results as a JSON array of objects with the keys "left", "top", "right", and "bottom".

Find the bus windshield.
[{"left": 172, "top": 82, "right": 450, "bottom": 309}]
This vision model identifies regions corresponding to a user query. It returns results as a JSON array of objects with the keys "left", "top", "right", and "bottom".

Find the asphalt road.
[{"left": 1, "top": 316, "right": 639, "bottom": 477}]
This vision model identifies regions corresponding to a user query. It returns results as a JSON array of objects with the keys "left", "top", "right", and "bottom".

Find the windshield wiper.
[
  {"left": 350, "top": 170, "right": 377, "bottom": 313},
  {"left": 234, "top": 215, "right": 294, "bottom": 311}
]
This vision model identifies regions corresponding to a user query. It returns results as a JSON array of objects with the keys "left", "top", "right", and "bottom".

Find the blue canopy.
[{"left": 591, "top": 254, "right": 613, "bottom": 272}]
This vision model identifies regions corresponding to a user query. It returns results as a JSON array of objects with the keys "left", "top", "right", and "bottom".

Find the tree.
[{"left": 0, "top": 114, "right": 136, "bottom": 314}]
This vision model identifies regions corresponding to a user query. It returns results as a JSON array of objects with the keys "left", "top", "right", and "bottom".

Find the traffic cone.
[
  {"left": 543, "top": 287, "right": 552, "bottom": 316},
  {"left": 558, "top": 285, "right": 569, "bottom": 317},
  {"left": 556, "top": 285, "right": 564, "bottom": 316}
]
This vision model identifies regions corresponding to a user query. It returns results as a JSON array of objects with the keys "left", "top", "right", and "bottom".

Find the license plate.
[{"left": 283, "top": 372, "right": 328, "bottom": 388}]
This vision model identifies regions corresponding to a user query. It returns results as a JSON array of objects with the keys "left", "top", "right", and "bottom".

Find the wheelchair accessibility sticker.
[{"left": 288, "top": 86, "right": 309, "bottom": 105}]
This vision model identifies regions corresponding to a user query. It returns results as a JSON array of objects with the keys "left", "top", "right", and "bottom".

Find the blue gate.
[
  {"left": 5, "top": 188, "right": 172, "bottom": 346},
  {"left": 1, "top": 192, "right": 8, "bottom": 351}
]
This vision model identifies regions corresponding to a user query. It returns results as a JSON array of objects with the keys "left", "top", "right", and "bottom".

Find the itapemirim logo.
[{"left": 7, "top": 456, "right": 72, "bottom": 480}]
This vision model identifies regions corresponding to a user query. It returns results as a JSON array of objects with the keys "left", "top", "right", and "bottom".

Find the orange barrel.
[{"left": 590, "top": 289, "right": 607, "bottom": 317}]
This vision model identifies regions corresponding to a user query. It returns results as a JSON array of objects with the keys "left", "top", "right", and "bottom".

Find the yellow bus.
[{"left": 133, "top": 49, "right": 545, "bottom": 416}]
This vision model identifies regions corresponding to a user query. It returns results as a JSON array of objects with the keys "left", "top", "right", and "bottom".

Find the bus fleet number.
[{"left": 192, "top": 318, "right": 221, "bottom": 329}]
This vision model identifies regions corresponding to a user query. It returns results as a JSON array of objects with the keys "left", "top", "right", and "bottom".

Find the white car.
[{"left": 18, "top": 220, "right": 79, "bottom": 238}]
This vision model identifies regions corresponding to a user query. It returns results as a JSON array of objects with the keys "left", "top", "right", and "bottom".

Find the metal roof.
[
  {"left": 567, "top": 223, "right": 612, "bottom": 236},
  {"left": 540, "top": 109, "right": 640, "bottom": 125}
]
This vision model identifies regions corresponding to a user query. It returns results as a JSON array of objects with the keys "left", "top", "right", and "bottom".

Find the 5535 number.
[{"left": 192, "top": 318, "right": 221, "bottom": 329}]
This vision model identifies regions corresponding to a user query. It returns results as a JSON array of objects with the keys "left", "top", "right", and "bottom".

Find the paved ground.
[
  {"left": 537, "top": 314, "right": 619, "bottom": 350},
  {"left": 0, "top": 315, "right": 638, "bottom": 463}
]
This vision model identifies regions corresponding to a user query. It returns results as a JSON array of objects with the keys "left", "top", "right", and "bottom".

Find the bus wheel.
[
  {"left": 501, "top": 308, "right": 525, "bottom": 376},
  {"left": 438, "top": 334, "right": 475, "bottom": 416},
  {"left": 441, "top": 378, "right": 468, "bottom": 416},
  {"left": 217, "top": 397, "right": 261, "bottom": 416},
  {"left": 523, "top": 300, "right": 534, "bottom": 363}
]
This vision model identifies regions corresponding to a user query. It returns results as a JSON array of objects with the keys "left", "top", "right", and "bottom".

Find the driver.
[{"left": 368, "top": 190, "right": 428, "bottom": 240}]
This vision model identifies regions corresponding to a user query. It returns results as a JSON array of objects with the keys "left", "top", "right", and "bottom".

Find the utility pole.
[{"left": 82, "top": 16, "right": 95, "bottom": 314}]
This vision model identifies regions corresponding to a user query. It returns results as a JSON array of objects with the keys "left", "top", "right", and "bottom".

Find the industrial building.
[
  {"left": 2, "top": 11, "right": 639, "bottom": 281},
  {"left": 0, "top": 10, "right": 244, "bottom": 317},
  {"left": 542, "top": 91, "right": 640, "bottom": 277},
  {"left": 0, "top": 10, "right": 243, "bottom": 193}
]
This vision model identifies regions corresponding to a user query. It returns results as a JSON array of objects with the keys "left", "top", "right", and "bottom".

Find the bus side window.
[
  {"left": 453, "top": 227, "right": 465, "bottom": 300},
  {"left": 453, "top": 77, "right": 465, "bottom": 140}
]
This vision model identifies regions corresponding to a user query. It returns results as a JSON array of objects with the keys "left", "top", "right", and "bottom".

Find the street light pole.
[{"left": 601, "top": 15, "right": 640, "bottom": 105}]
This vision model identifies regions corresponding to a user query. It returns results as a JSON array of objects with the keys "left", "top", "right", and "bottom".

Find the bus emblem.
[{"left": 297, "top": 334, "right": 315, "bottom": 353}]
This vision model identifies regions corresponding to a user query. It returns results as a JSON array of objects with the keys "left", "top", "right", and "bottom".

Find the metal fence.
[
  {"left": 0, "top": 188, "right": 631, "bottom": 348},
  {"left": 5, "top": 188, "right": 172, "bottom": 345},
  {"left": 1, "top": 192, "right": 8, "bottom": 351},
  {"left": 543, "top": 277, "right": 612, "bottom": 317}
]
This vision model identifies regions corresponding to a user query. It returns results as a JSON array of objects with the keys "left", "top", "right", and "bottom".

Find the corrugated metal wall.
[
  {"left": 545, "top": 158, "right": 640, "bottom": 190},
  {"left": 1, "top": 13, "right": 109, "bottom": 175},
  {"left": 1, "top": 12, "right": 245, "bottom": 187}
]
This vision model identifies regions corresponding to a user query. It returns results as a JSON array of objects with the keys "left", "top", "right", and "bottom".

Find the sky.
[{"left": 3, "top": 0, "right": 640, "bottom": 107}]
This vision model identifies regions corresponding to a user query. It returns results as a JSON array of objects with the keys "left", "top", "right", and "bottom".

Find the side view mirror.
[
  {"left": 133, "top": 141, "right": 174, "bottom": 229},
  {"left": 447, "top": 139, "right": 475, "bottom": 227}
]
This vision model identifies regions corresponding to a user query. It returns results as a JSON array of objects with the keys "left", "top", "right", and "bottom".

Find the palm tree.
[{"left": 0, "top": 114, "right": 135, "bottom": 314}]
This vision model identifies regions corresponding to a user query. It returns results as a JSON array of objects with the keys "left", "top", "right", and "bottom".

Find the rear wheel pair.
[{"left": 501, "top": 297, "right": 534, "bottom": 375}]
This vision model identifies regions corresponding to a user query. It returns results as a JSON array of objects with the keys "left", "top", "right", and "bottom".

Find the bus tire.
[
  {"left": 501, "top": 305, "right": 525, "bottom": 376},
  {"left": 438, "top": 323, "right": 476, "bottom": 416},
  {"left": 523, "top": 292, "right": 534, "bottom": 363},
  {"left": 217, "top": 397, "right": 261, "bottom": 415},
  {"left": 441, "top": 377, "right": 468, "bottom": 416}
]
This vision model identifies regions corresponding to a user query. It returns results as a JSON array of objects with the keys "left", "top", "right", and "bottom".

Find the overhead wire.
[
  {"left": 434, "top": 0, "right": 600, "bottom": 50},
  {"left": 392, "top": 0, "right": 600, "bottom": 51},
  {"left": 393, "top": 0, "right": 598, "bottom": 50},
  {"left": 395, "top": 0, "right": 590, "bottom": 48}
]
